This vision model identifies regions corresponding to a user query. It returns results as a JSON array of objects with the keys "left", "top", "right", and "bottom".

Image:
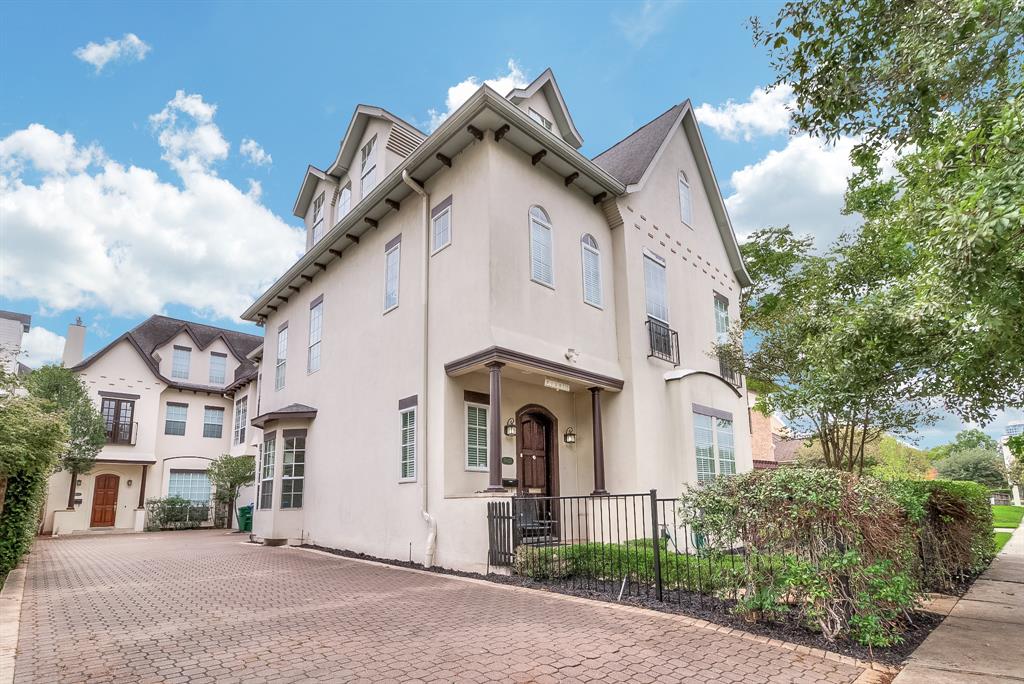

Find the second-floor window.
[
  {"left": 101, "top": 397, "right": 134, "bottom": 444},
  {"left": 581, "top": 233, "right": 602, "bottom": 308},
  {"left": 529, "top": 206, "right": 554, "bottom": 287},
  {"left": 360, "top": 135, "right": 378, "bottom": 195},
  {"left": 644, "top": 251, "right": 668, "bottom": 323},
  {"left": 714, "top": 294, "right": 730, "bottom": 343},
  {"left": 679, "top": 171, "right": 693, "bottom": 226},
  {"left": 384, "top": 238, "right": 401, "bottom": 312},
  {"left": 308, "top": 297, "right": 323, "bottom": 373},
  {"left": 529, "top": 108, "right": 554, "bottom": 131},
  {"left": 165, "top": 402, "right": 188, "bottom": 436},
  {"left": 233, "top": 396, "right": 247, "bottom": 445},
  {"left": 431, "top": 196, "right": 452, "bottom": 253},
  {"left": 203, "top": 406, "right": 225, "bottom": 438},
  {"left": 311, "top": 192, "right": 325, "bottom": 244},
  {"left": 275, "top": 324, "right": 288, "bottom": 390},
  {"left": 209, "top": 352, "right": 227, "bottom": 384},
  {"left": 172, "top": 346, "right": 191, "bottom": 379}
]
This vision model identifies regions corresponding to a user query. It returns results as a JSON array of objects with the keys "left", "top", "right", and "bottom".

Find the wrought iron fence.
[
  {"left": 646, "top": 318, "right": 679, "bottom": 366},
  {"left": 106, "top": 420, "right": 137, "bottom": 445}
]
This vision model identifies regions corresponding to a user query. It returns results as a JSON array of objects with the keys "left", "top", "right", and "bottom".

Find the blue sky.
[{"left": 1, "top": 0, "right": 1019, "bottom": 446}]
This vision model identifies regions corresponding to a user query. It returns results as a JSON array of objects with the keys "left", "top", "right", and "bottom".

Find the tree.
[
  {"left": 752, "top": 0, "right": 1024, "bottom": 424},
  {"left": 207, "top": 454, "right": 255, "bottom": 529},
  {"left": 25, "top": 366, "right": 106, "bottom": 509},
  {"left": 929, "top": 429, "right": 1000, "bottom": 463},
  {"left": 1007, "top": 435, "right": 1024, "bottom": 487},
  {"left": 935, "top": 447, "right": 1007, "bottom": 488}
]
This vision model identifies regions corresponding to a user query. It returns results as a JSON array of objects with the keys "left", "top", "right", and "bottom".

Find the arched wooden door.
[
  {"left": 515, "top": 406, "right": 559, "bottom": 497},
  {"left": 90, "top": 474, "right": 119, "bottom": 527}
]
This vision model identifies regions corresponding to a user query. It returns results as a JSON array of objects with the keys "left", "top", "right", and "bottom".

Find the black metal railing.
[
  {"left": 106, "top": 421, "right": 137, "bottom": 446},
  {"left": 646, "top": 318, "right": 679, "bottom": 366},
  {"left": 719, "top": 356, "right": 742, "bottom": 387}
]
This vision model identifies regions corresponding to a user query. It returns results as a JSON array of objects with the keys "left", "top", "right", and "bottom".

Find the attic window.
[
  {"left": 312, "top": 192, "right": 326, "bottom": 245},
  {"left": 529, "top": 108, "right": 554, "bottom": 132},
  {"left": 678, "top": 172, "right": 693, "bottom": 227},
  {"left": 361, "top": 136, "right": 378, "bottom": 195}
]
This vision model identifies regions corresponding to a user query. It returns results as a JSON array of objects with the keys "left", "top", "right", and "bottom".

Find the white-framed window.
[
  {"left": 643, "top": 251, "right": 669, "bottom": 323},
  {"left": 275, "top": 325, "right": 288, "bottom": 390},
  {"left": 580, "top": 233, "right": 603, "bottom": 308},
  {"left": 399, "top": 406, "right": 416, "bottom": 482},
  {"left": 308, "top": 298, "right": 323, "bottom": 373},
  {"left": 233, "top": 396, "right": 247, "bottom": 445},
  {"left": 312, "top": 192, "right": 325, "bottom": 244},
  {"left": 384, "top": 241, "right": 401, "bottom": 312},
  {"left": 259, "top": 436, "right": 275, "bottom": 509},
  {"left": 529, "top": 108, "right": 554, "bottom": 131},
  {"left": 465, "top": 402, "right": 488, "bottom": 471},
  {"left": 336, "top": 185, "right": 351, "bottom": 222},
  {"left": 164, "top": 402, "right": 187, "bottom": 436},
  {"left": 694, "top": 411, "right": 735, "bottom": 483},
  {"left": 529, "top": 206, "right": 554, "bottom": 287},
  {"left": 209, "top": 352, "right": 227, "bottom": 384},
  {"left": 360, "top": 136, "right": 378, "bottom": 195},
  {"left": 281, "top": 433, "right": 305, "bottom": 509},
  {"left": 714, "top": 295, "right": 730, "bottom": 344},
  {"left": 678, "top": 171, "right": 693, "bottom": 226},
  {"left": 167, "top": 470, "right": 211, "bottom": 505},
  {"left": 432, "top": 203, "right": 451, "bottom": 253},
  {"left": 203, "top": 406, "right": 224, "bottom": 439},
  {"left": 171, "top": 346, "right": 191, "bottom": 380}
]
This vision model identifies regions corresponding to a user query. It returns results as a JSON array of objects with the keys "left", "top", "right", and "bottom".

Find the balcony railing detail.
[
  {"left": 646, "top": 318, "right": 679, "bottom": 366},
  {"left": 106, "top": 421, "right": 138, "bottom": 446},
  {"left": 719, "top": 356, "right": 742, "bottom": 387}
]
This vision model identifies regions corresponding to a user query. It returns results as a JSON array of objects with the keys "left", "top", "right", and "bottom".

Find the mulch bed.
[{"left": 301, "top": 543, "right": 943, "bottom": 667}]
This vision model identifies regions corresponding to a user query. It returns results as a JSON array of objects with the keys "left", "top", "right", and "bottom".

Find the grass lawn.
[
  {"left": 992, "top": 505, "right": 1024, "bottom": 529},
  {"left": 994, "top": 531, "right": 1012, "bottom": 554}
]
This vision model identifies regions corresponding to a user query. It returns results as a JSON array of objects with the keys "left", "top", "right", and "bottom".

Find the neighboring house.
[
  {"left": 0, "top": 309, "right": 32, "bottom": 376},
  {"left": 42, "top": 316, "right": 263, "bottom": 535},
  {"left": 748, "top": 390, "right": 792, "bottom": 470},
  {"left": 241, "top": 68, "right": 754, "bottom": 572},
  {"left": 1001, "top": 420, "right": 1023, "bottom": 506}
]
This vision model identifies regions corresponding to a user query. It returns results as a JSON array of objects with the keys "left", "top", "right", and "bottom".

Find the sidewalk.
[{"left": 894, "top": 525, "right": 1024, "bottom": 683}]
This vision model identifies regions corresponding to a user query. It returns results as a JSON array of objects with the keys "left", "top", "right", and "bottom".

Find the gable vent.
[{"left": 386, "top": 126, "right": 424, "bottom": 159}]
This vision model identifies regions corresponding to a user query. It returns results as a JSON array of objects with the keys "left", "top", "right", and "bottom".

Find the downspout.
[{"left": 402, "top": 169, "right": 437, "bottom": 567}]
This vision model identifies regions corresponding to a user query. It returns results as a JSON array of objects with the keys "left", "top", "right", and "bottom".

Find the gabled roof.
[
  {"left": 506, "top": 68, "right": 584, "bottom": 149},
  {"left": 72, "top": 315, "right": 262, "bottom": 394},
  {"left": 251, "top": 403, "right": 318, "bottom": 429},
  {"left": 593, "top": 101, "right": 752, "bottom": 288},
  {"left": 326, "top": 105, "right": 425, "bottom": 177},
  {"left": 292, "top": 165, "right": 329, "bottom": 219}
]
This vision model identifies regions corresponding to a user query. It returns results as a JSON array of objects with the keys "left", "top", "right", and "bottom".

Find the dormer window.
[
  {"left": 336, "top": 185, "right": 351, "bottom": 222},
  {"left": 172, "top": 345, "right": 191, "bottom": 380},
  {"left": 529, "top": 108, "right": 554, "bottom": 132},
  {"left": 361, "top": 136, "right": 378, "bottom": 195},
  {"left": 311, "top": 192, "right": 325, "bottom": 245}
]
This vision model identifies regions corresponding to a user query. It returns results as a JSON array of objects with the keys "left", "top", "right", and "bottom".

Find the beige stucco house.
[
  {"left": 0, "top": 309, "right": 32, "bottom": 376},
  {"left": 43, "top": 316, "right": 263, "bottom": 535},
  {"left": 241, "top": 69, "right": 753, "bottom": 572}
]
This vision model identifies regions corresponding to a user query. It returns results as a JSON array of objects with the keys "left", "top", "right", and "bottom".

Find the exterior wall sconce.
[
  {"left": 504, "top": 418, "right": 517, "bottom": 438},
  {"left": 127, "top": 480, "right": 133, "bottom": 487},
  {"left": 563, "top": 427, "right": 576, "bottom": 444}
]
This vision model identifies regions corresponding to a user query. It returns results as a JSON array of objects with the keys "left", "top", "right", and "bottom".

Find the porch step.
[{"left": 70, "top": 527, "right": 139, "bottom": 536}]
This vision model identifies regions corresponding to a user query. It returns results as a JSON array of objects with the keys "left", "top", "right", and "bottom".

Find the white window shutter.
[
  {"left": 582, "top": 245, "right": 602, "bottom": 306},
  {"left": 531, "top": 219, "right": 553, "bottom": 285}
]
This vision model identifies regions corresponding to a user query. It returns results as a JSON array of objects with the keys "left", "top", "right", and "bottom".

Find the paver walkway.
[
  {"left": 894, "top": 524, "right": 1024, "bottom": 683},
  {"left": 13, "top": 530, "right": 866, "bottom": 683}
]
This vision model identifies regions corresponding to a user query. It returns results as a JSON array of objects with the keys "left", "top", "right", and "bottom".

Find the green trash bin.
[{"left": 236, "top": 504, "right": 253, "bottom": 532}]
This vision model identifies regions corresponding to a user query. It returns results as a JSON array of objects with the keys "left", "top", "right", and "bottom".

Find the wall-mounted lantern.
[
  {"left": 563, "top": 427, "right": 577, "bottom": 445},
  {"left": 127, "top": 480, "right": 133, "bottom": 487},
  {"left": 504, "top": 418, "right": 517, "bottom": 438}
]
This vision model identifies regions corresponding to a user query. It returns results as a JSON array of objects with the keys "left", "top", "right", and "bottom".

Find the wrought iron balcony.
[
  {"left": 646, "top": 317, "right": 679, "bottom": 366},
  {"left": 106, "top": 421, "right": 137, "bottom": 446},
  {"left": 719, "top": 356, "right": 742, "bottom": 387}
]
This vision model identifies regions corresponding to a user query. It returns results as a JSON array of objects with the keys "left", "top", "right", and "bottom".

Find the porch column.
[
  {"left": 486, "top": 361, "right": 505, "bottom": 491},
  {"left": 66, "top": 471, "right": 78, "bottom": 510},
  {"left": 137, "top": 464, "right": 148, "bottom": 509},
  {"left": 589, "top": 387, "right": 608, "bottom": 495}
]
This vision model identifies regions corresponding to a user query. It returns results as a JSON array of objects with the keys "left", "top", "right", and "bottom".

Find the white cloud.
[
  {"left": 695, "top": 85, "right": 794, "bottom": 142},
  {"left": 18, "top": 326, "right": 66, "bottom": 368},
  {"left": 725, "top": 135, "right": 861, "bottom": 247},
  {"left": 0, "top": 95, "right": 305, "bottom": 321},
  {"left": 149, "top": 90, "right": 229, "bottom": 176},
  {"left": 240, "top": 138, "right": 272, "bottom": 166},
  {"left": 73, "top": 33, "right": 150, "bottom": 73},
  {"left": 615, "top": 1, "right": 680, "bottom": 48},
  {"left": 426, "top": 60, "right": 529, "bottom": 132}
]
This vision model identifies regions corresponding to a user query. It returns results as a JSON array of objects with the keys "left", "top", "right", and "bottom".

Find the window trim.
[
  {"left": 307, "top": 295, "right": 323, "bottom": 374},
  {"left": 280, "top": 431, "right": 306, "bottom": 510},
  {"left": 233, "top": 396, "right": 247, "bottom": 445},
  {"left": 335, "top": 184, "right": 352, "bottom": 223},
  {"left": 643, "top": 250, "right": 669, "bottom": 324},
  {"left": 171, "top": 345, "right": 191, "bottom": 380},
  {"left": 164, "top": 402, "right": 188, "bottom": 436},
  {"left": 383, "top": 237, "right": 401, "bottom": 314},
  {"left": 311, "top": 191, "right": 326, "bottom": 245},
  {"left": 431, "top": 195, "right": 453, "bottom": 255},
  {"left": 678, "top": 171, "right": 693, "bottom": 227},
  {"left": 360, "top": 135, "right": 378, "bottom": 196},
  {"left": 209, "top": 351, "right": 227, "bottom": 385},
  {"left": 580, "top": 233, "right": 603, "bottom": 309},
  {"left": 528, "top": 107, "right": 554, "bottom": 131},
  {"left": 101, "top": 397, "right": 135, "bottom": 445},
  {"left": 259, "top": 433, "right": 276, "bottom": 510},
  {"left": 275, "top": 323, "right": 288, "bottom": 391},
  {"left": 529, "top": 206, "right": 555, "bottom": 289},
  {"left": 202, "top": 405, "right": 225, "bottom": 439},
  {"left": 167, "top": 469, "right": 212, "bottom": 505},
  {"left": 692, "top": 406, "right": 736, "bottom": 483},
  {"left": 464, "top": 401, "right": 489, "bottom": 472},
  {"left": 399, "top": 403, "right": 417, "bottom": 483}
]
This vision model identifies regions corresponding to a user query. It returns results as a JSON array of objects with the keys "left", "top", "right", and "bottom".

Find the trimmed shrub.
[{"left": 144, "top": 496, "right": 210, "bottom": 531}]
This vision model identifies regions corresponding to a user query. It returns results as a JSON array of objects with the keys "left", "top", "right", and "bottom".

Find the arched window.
[
  {"left": 529, "top": 206, "right": 554, "bottom": 286},
  {"left": 678, "top": 171, "right": 693, "bottom": 226},
  {"left": 580, "top": 233, "right": 602, "bottom": 307}
]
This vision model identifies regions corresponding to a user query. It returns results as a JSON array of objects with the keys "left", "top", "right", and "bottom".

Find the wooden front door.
[
  {"left": 518, "top": 413, "right": 552, "bottom": 495},
  {"left": 90, "top": 474, "right": 119, "bottom": 527}
]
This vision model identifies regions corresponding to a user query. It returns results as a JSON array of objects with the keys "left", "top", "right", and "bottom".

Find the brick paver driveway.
[{"left": 15, "top": 531, "right": 864, "bottom": 683}]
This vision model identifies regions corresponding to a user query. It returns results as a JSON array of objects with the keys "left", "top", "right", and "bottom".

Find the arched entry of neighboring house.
[
  {"left": 515, "top": 404, "right": 559, "bottom": 498},
  {"left": 91, "top": 474, "right": 119, "bottom": 527}
]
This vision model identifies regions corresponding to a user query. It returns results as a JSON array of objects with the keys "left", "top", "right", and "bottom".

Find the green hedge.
[
  {"left": 144, "top": 496, "right": 210, "bottom": 531},
  {"left": 0, "top": 471, "right": 51, "bottom": 577}
]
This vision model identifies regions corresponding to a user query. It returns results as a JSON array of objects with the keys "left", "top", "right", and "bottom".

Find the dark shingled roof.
[
  {"left": 73, "top": 315, "right": 262, "bottom": 393},
  {"left": 592, "top": 102, "right": 686, "bottom": 185},
  {"left": 251, "top": 403, "right": 318, "bottom": 428}
]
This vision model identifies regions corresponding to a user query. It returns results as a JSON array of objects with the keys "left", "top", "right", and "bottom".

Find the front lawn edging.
[{"left": 0, "top": 561, "right": 28, "bottom": 684}]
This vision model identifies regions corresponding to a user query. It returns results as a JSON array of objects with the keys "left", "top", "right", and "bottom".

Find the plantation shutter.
[
  {"left": 384, "top": 245, "right": 401, "bottom": 310},
  {"left": 466, "top": 404, "right": 488, "bottom": 470},
  {"left": 400, "top": 408, "right": 416, "bottom": 480},
  {"left": 644, "top": 254, "right": 668, "bottom": 323},
  {"left": 530, "top": 214, "right": 553, "bottom": 285},
  {"left": 582, "top": 242, "right": 602, "bottom": 306},
  {"left": 694, "top": 413, "right": 716, "bottom": 483},
  {"left": 715, "top": 418, "right": 736, "bottom": 476}
]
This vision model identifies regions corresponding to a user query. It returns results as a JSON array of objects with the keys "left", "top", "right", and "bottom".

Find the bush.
[
  {"left": 679, "top": 468, "right": 921, "bottom": 647},
  {"left": 145, "top": 496, "right": 210, "bottom": 531},
  {"left": 934, "top": 448, "right": 1007, "bottom": 488}
]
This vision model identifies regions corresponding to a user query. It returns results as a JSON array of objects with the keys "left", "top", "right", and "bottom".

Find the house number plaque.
[{"left": 501, "top": 456, "right": 514, "bottom": 465}]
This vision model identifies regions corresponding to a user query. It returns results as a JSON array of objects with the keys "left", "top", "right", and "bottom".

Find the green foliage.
[
  {"left": 206, "top": 454, "right": 255, "bottom": 527},
  {"left": 25, "top": 365, "right": 105, "bottom": 476},
  {"left": 144, "top": 496, "right": 210, "bottom": 531},
  {"left": 992, "top": 505, "right": 1023, "bottom": 528},
  {"left": 935, "top": 448, "right": 1007, "bottom": 489},
  {"left": 929, "top": 429, "right": 1000, "bottom": 463},
  {"left": 0, "top": 472, "right": 51, "bottom": 577},
  {"left": 993, "top": 531, "right": 1012, "bottom": 554},
  {"left": 1006, "top": 436, "right": 1024, "bottom": 486}
]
